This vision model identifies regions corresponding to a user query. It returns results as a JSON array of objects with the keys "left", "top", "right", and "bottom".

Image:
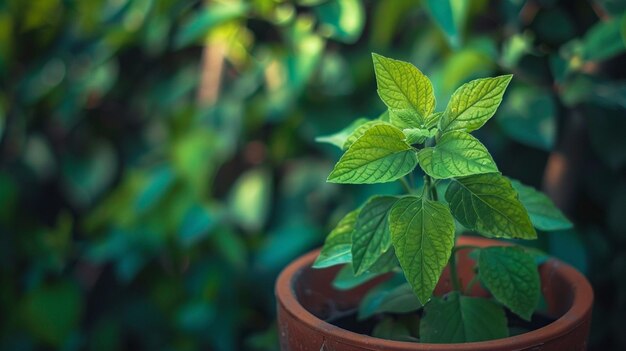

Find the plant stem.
[
  {"left": 423, "top": 175, "right": 438, "bottom": 201},
  {"left": 465, "top": 275, "right": 479, "bottom": 295},
  {"left": 399, "top": 177, "right": 412, "bottom": 194},
  {"left": 430, "top": 181, "right": 438, "bottom": 201},
  {"left": 453, "top": 244, "right": 481, "bottom": 253},
  {"left": 422, "top": 176, "right": 431, "bottom": 200},
  {"left": 448, "top": 250, "right": 462, "bottom": 292}
]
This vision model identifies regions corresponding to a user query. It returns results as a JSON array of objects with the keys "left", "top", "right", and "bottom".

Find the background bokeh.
[{"left": 1, "top": 0, "right": 625, "bottom": 350}]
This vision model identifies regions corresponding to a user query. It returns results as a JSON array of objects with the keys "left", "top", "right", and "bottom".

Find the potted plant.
[{"left": 275, "top": 54, "right": 593, "bottom": 350}]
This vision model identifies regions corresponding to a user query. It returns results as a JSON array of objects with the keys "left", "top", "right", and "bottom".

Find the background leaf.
[
  {"left": 315, "top": 0, "right": 365, "bottom": 44},
  {"left": 175, "top": 2, "right": 248, "bottom": 48},
  {"left": 581, "top": 15, "right": 626, "bottom": 61},
  {"left": 497, "top": 85, "right": 557, "bottom": 151},
  {"left": 423, "top": 0, "right": 469, "bottom": 49},
  {"left": 228, "top": 168, "right": 272, "bottom": 232}
]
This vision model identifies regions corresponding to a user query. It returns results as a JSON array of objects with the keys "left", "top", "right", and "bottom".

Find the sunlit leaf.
[
  {"left": 439, "top": 75, "right": 513, "bottom": 133},
  {"left": 372, "top": 53, "right": 435, "bottom": 128},
  {"left": 417, "top": 131, "right": 498, "bottom": 179},
  {"left": 327, "top": 124, "right": 418, "bottom": 184},
  {"left": 446, "top": 173, "right": 536, "bottom": 239},
  {"left": 343, "top": 120, "right": 389, "bottom": 150},
  {"left": 389, "top": 196, "right": 455, "bottom": 304},
  {"left": 315, "top": 118, "right": 370, "bottom": 149},
  {"left": 402, "top": 127, "right": 436, "bottom": 145}
]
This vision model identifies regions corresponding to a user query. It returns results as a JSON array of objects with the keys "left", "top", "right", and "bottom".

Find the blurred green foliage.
[{"left": 0, "top": 0, "right": 625, "bottom": 350}]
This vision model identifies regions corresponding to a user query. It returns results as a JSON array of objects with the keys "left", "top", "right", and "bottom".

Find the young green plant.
[{"left": 314, "top": 53, "right": 573, "bottom": 343}]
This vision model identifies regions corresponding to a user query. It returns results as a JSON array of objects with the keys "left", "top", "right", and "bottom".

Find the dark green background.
[{"left": 0, "top": 0, "right": 624, "bottom": 349}]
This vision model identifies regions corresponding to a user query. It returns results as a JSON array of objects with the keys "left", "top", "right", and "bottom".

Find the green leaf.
[
  {"left": 425, "top": 111, "right": 444, "bottom": 129},
  {"left": 372, "top": 53, "right": 435, "bottom": 128},
  {"left": 510, "top": 179, "right": 573, "bottom": 231},
  {"left": 446, "top": 173, "right": 536, "bottom": 239},
  {"left": 179, "top": 203, "right": 217, "bottom": 246},
  {"left": 332, "top": 249, "right": 398, "bottom": 290},
  {"left": 352, "top": 196, "right": 398, "bottom": 274},
  {"left": 134, "top": 165, "right": 175, "bottom": 214},
  {"left": 343, "top": 120, "right": 388, "bottom": 150},
  {"left": 313, "top": 209, "right": 360, "bottom": 268},
  {"left": 212, "top": 227, "right": 247, "bottom": 270},
  {"left": 358, "top": 275, "right": 422, "bottom": 320},
  {"left": 228, "top": 168, "right": 272, "bottom": 231},
  {"left": 327, "top": 124, "right": 418, "bottom": 184},
  {"left": 420, "top": 291, "right": 508, "bottom": 343},
  {"left": 22, "top": 282, "right": 83, "bottom": 346},
  {"left": 417, "top": 131, "right": 498, "bottom": 179},
  {"left": 423, "top": 0, "right": 469, "bottom": 49},
  {"left": 378, "top": 109, "right": 391, "bottom": 122},
  {"left": 389, "top": 196, "right": 455, "bottom": 304},
  {"left": 315, "top": 118, "right": 369, "bottom": 149},
  {"left": 372, "top": 317, "right": 418, "bottom": 342},
  {"left": 439, "top": 75, "right": 513, "bottom": 133},
  {"left": 315, "top": 0, "right": 365, "bottom": 44},
  {"left": 174, "top": 2, "right": 248, "bottom": 49},
  {"left": 478, "top": 246, "right": 540, "bottom": 321},
  {"left": 402, "top": 128, "right": 436, "bottom": 144},
  {"left": 581, "top": 15, "right": 626, "bottom": 61},
  {"left": 497, "top": 85, "right": 557, "bottom": 151}
]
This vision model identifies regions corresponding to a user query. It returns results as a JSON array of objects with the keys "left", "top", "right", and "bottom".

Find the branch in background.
[
  {"left": 542, "top": 109, "right": 587, "bottom": 215},
  {"left": 197, "top": 42, "right": 226, "bottom": 106}
]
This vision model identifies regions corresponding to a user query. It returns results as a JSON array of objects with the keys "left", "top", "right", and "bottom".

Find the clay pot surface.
[{"left": 275, "top": 236, "right": 593, "bottom": 350}]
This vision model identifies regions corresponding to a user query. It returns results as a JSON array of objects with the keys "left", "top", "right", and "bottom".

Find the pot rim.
[{"left": 275, "top": 236, "right": 593, "bottom": 350}]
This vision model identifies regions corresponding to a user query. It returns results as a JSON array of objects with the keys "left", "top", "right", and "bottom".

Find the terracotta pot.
[{"left": 275, "top": 236, "right": 593, "bottom": 350}]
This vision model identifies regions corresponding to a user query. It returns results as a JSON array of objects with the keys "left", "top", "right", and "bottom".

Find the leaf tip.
[{"left": 371, "top": 52, "right": 383, "bottom": 61}]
